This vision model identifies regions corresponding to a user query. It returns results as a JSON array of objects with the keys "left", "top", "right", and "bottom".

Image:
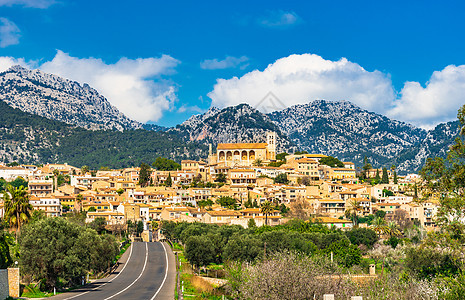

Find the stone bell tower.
[{"left": 266, "top": 131, "right": 276, "bottom": 161}]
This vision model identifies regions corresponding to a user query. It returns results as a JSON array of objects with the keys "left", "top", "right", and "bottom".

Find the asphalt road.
[{"left": 52, "top": 242, "right": 176, "bottom": 300}]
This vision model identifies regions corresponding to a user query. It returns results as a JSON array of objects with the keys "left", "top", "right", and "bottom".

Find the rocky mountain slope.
[
  {"left": 393, "top": 120, "right": 461, "bottom": 172},
  {"left": 268, "top": 100, "right": 428, "bottom": 170},
  {"left": 176, "top": 100, "right": 460, "bottom": 173},
  {"left": 169, "top": 104, "right": 294, "bottom": 152},
  {"left": 0, "top": 101, "right": 206, "bottom": 168},
  {"left": 0, "top": 65, "right": 141, "bottom": 131}
]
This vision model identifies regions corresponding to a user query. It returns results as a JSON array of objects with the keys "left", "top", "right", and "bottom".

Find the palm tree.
[
  {"left": 75, "top": 194, "right": 83, "bottom": 212},
  {"left": 253, "top": 159, "right": 263, "bottom": 167},
  {"left": 81, "top": 165, "right": 89, "bottom": 175},
  {"left": 371, "top": 216, "right": 388, "bottom": 238},
  {"left": 387, "top": 221, "right": 401, "bottom": 237},
  {"left": 260, "top": 201, "right": 274, "bottom": 226},
  {"left": 346, "top": 199, "right": 363, "bottom": 226},
  {"left": 3, "top": 185, "right": 33, "bottom": 238},
  {"left": 53, "top": 169, "right": 60, "bottom": 190}
]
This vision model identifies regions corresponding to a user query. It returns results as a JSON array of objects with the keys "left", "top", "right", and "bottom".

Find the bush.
[
  {"left": 185, "top": 235, "right": 216, "bottom": 269},
  {"left": 324, "top": 239, "right": 361, "bottom": 268},
  {"left": 227, "top": 251, "right": 355, "bottom": 300},
  {"left": 19, "top": 218, "right": 118, "bottom": 290},
  {"left": 405, "top": 246, "right": 460, "bottom": 279},
  {"left": 345, "top": 227, "right": 378, "bottom": 249},
  {"left": 385, "top": 236, "right": 399, "bottom": 249},
  {"left": 223, "top": 234, "right": 262, "bottom": 262},
  {"left": 0, "top": 231, "right": 12, "bottom": 268}
]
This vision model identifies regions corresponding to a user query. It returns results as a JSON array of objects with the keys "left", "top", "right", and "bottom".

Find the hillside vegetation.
[{"left": 0, "top": 101, "right": 207, "bottom": 168}]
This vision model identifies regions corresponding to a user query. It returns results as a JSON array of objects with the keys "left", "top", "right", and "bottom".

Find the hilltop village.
[{"left": 0, "top": 131, "right": 434, "bottom": 238}]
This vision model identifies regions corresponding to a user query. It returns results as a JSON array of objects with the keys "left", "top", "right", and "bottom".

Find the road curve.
[{"left": 51, "top": 242, "right": 175, "bottom": 300}]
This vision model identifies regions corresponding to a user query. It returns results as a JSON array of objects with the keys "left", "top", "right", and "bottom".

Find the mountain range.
[
  {"left": 0, "top": 65, "right": 462, "bottom": 173},
  {"left": 0, "top": 66, "right": 140, "bottom": 131}
]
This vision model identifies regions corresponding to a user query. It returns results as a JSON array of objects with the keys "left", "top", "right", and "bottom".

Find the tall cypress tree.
[
  {"left": 138, "top": 162, "right": 152, "bottom": 187},
  {"left": 381, "top": 167, "right": 389, "bottom": 184},
  {"left": 374, "top": 169, "right": 380, "bottom": 183},
  {"left": 165, "top": 173, "right": 173, "bottom": 187}
]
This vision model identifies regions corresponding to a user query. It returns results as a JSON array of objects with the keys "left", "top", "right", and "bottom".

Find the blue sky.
[{"left": 1, "top": 0, "right": 465, "bottom": 128}]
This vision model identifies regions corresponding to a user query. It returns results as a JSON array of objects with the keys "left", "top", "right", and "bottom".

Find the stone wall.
[
  {"left": 0, "top": 269, "right": 8, "bottom": 300},
  {"left": 8, "top": 268, "right": 20, "bottom": 298}
]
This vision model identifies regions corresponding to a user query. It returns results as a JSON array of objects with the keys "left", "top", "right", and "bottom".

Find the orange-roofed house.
[
  {"left": 229, "top": 169, "right": 257, "bottom": 185},
  {"left": 203, "top": 210, "right": 242, "bottom": 225}
]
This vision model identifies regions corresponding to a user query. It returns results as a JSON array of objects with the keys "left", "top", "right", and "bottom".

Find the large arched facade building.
[{"left": 211, "top": 132, "right": 276, "bottom": 167}]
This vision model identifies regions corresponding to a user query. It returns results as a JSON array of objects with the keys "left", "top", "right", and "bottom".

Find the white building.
[{"left": 0, "top": 166, "right": 34, "bottom": 181}]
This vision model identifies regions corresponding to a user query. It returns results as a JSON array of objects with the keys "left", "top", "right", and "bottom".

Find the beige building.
[
  {"left": 229, "top": 169, "right": 257, "bottom": 185},
  {"left": 159, "top": 206, "right": 203, "bottom": 222},
  {"left": 332, "top": 168, "right": 357, "bottom": 181},
  {"left": 203, "top": 210, "right": 242, "bottom": 224},
  {"left": 41, "top": 163, "right": 79, "bottom": 175},
  {"left": 181, "top": 160, "right": 208, "bottom": 180},
  {"left": 373, "top": 202, "right": 401, "bottom": 215},
  {"left": 211, "top": 132, "right": 276, "bottom": 167},
  {"left": 70, "top": 175, "right": 110, "bottom": 189},
  {"left": 314, "top": 216, "right": 353, "bottom": 229},
  {"left": 28, "top": 180, "right": 53, "bottom": 196},
  {"left": 29, "top": 196, "right": 61, "bottom": 217},
  {"left": 86, "top": 211, "right": 125, "bottom": 225},
  {"left": 294, "top": 158, "right": 320, "bottom": 180},
  {"left": 82, "top": 200, "right": 111, "bottom": 212},
  {"left": 123, "top": 168, "right": 140, "bottom": 183},
  {"left": 285, "top": 153, "right": 327, "bottom": 165},
  {"left": 317, "top": 199, "right": 346, "bottom": 218}
]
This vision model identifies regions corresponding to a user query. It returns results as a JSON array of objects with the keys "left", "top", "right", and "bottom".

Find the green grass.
[
  {"left": 21, "top": 284, "right": 57, "bottom": 298},
  {"left": 176, "top": 246, "right": 227, "bottom": 299},
  {"left": 173, "top": 242, "right": 183, "bottom": 251},
  {"left": 115, "top": 242, "right": 131, "bottom": 262}
]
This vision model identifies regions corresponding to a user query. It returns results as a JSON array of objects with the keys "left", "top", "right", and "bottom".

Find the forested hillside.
[{"left": 0, "top": 100, "right": 207, "bottom": 168}]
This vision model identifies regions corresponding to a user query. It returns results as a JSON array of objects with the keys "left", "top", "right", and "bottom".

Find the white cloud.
[
  {"left": 208, "top": 53, "right": 465, "bottom": 128},
  {"left": 200, "top": 56, "right": 249, "bottom": 70},
  {"left": 0, "top": 0, "right": 55, "bottom": 8},
  {"left": 258, "top": 10, "right": 302, "bottom": 28},
  {"left": 388, "top": 65, "right": 465, "bottom": 129},
  {"left": 0, "top": 56, "right": 34, "bottom": 71},
  {"left": 39, "top": 50, "right": 180, "bottom": 123},
  {"left": 208, "top": 53, "right": 395, "bottom": 115},
  {"left": 177, "top": 105, "right": 204, "bottom": 114},
  {"left": 0, "top": 18, "right": 20, "bottom": 47}
]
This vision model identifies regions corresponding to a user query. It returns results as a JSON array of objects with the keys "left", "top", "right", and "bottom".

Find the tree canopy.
[
  {"left": 138, "top": 162, "right": 152, "bottom": 187},
  {"left": 152, "top": 157, "right": 181, "bottom": 171},
  {"left": 274, "top": 173, "right": 289, "bottom": 184},
  {"left": 276, "top": 152, "right": 288, "bottom": 161},
  {"left": 319, "top": 156, "right": 344, "bottom": 168},
  {"left": 161, "top": 220, "right": 367, "bottom": 268},
  {"left": 19, "top": 217, "right": 118, "bottom": 290},
  {"left": 215, "top": 172, "right": 227, "bottom": 183},
  {"left": 217, "top": 196, "right": 237, "bottom": 209},
  {"left": 420, "top": 104, "right": 465, "bottom": 235}
]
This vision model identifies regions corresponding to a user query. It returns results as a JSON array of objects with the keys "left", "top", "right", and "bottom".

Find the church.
[{"left": 209, "top": 132, "right": 276, "bottom": 167}]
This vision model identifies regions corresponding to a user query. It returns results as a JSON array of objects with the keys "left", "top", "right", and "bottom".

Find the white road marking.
[
  {"left": 103, "top": 242, "right": 149, "bottom": 300},
  {"left": 150, "top": 242, "right": 169, "bottom": 300},
  {"left": 64, "top": 242, "right": 134, "bottom": 300}
]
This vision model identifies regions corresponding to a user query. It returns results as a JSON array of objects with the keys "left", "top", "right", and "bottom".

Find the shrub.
[
  {"left": 345, "top": 227, "right": 378, "bottom": 249},
  {"left": 405, "top": 246, "right": 460, "bottom": 279}
]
